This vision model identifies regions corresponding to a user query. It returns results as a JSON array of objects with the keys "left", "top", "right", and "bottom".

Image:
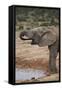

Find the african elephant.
[{"left": 20, "top": 26, "right": 59, "bottom": 74}]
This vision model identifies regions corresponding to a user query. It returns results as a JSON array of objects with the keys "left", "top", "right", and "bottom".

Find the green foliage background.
[{"left": 16, "top": 7, "right": 60, "bottom": 30}]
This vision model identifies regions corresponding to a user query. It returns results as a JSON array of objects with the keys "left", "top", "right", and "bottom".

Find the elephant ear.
[{"left": 39, "top": 31, "right": 56, "bottom": 47}]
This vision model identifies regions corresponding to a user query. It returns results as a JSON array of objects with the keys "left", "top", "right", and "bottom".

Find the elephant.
[{"left": 20, "top": 26, "right": 59, "bottom": 74}]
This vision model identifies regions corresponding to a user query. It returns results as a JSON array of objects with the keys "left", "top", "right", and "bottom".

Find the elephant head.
[{"left": 20, "top": 27, "right": 57, "bottom": 47}]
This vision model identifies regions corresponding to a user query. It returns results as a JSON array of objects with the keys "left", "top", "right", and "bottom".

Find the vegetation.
[{"left": 16, "top": 7, "right": 60, "bottom": 30}]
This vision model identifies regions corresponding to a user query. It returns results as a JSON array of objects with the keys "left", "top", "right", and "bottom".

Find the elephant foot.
[
  {"left": 45, "top": 69, "right": 58, "bottom": 77},
  {"left": 49, "top": 68, "right": 58, "bottom": 74}
]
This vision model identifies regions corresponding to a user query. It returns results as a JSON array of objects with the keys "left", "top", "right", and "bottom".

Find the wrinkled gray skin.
[{"left": 20, "top": 26, "right": 59, "bottom": 74}]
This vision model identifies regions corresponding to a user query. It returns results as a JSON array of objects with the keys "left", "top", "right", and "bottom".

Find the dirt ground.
[{"left": 16, "top": 31, "right": 60, "bottom": 83}]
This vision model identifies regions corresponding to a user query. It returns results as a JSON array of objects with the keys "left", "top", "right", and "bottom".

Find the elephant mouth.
[
  {"left": 31, "top": 42, "right": 38, "bottom": 45},
  {"left": 31, "top": 40, "right": 38, "bottom": 45}
]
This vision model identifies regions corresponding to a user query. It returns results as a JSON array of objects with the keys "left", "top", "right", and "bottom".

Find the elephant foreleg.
[{"left": 48, "top": 46, "right": 58, "bottom": 74}]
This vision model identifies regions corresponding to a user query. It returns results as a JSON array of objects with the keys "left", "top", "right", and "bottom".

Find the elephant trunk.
[{"left": 20, "top": 31, "right": 32, "bottom": 40}]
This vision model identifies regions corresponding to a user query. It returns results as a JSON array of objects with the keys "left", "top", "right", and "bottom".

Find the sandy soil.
[{"left": 16, "top": 31, "right": 60, "bottom": 83}]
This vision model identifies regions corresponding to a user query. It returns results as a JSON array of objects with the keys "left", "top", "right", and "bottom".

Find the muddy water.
[{"left": 16, "top": 68, "right": 46, "bottom": 81}]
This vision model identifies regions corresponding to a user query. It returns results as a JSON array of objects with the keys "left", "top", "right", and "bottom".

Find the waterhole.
[{"left": 16, "top": 68, "right": 46, "bottom": 81}]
